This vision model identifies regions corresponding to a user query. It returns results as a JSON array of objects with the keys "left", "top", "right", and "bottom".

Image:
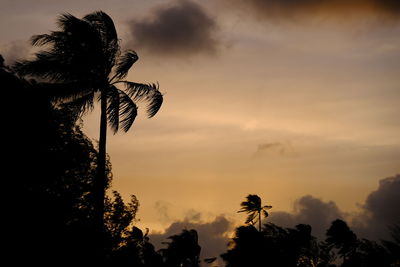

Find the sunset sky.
[{"left": 1, "top": 0, "right": 399, "bottom": 250}]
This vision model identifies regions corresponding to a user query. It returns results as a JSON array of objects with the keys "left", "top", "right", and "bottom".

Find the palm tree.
[
  {"left": 238, "top": 194, "right": 272, "bottom": 231},
  {"left": 14, "top": 11, "right": 163, "bottom": 232}
]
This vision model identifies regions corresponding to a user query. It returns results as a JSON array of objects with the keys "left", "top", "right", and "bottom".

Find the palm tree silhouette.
[
  {"left": 15, "top": 12, "right": 163, "bottom": 231},
  {"left": 238, "top": 194, "right": 272, "bottom": 232}
]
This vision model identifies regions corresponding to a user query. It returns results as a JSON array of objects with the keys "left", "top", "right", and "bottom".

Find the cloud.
[
  {"left": 224, "top": 0, "right": 400, "bottom": 21},
  {"left": 268, "top": 174, "right": 400, "bottom": 241},
  {"left": 154, "top": 201, "right": 172, "bottom": 225},
  {"left": 0, "top": 40, "right": 31, "bottom": 65},
  {"left": 149, "top": 214, "right": 234, "bottom": 262},
  {"left": 255, "top": 141, "right": 297, "bottom": 157},
  {"left": 352, "top": 174, "right": 400, "bottom": 240},
  {"left": 258, "top": 142, "right": 283, "bottom": 151},
  {"left": 269, "top": 195, "right": 344, "bottom": 238},
  {"left": 127, "top": 0, "right": 220, "bottom": 57},
  {"left": 146, "top": 175, "right": 399, "bottom": 263}
]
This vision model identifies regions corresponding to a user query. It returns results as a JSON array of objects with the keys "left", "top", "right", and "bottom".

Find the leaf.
[
  {"left": 83, "top": 11, "right": 118, "bottom": 44},
  {"left": 106, "top": 86, "right": 138, "bottom": 133},
  {"left": 106, "top": 87, "right": 120, "bottom": 133},
  {"left": 118, "top": 89, "right": 138, "bottom": 132},
  {"left": 146, "top": 85, "right": 163, "bottom": 118},
  {"left": 262, "top": 209, "right": 269, "bottom": 218},
  {"left": 123, "top": 81, "right": 163, "bottom": 118},
  {"left": 83, "top": 11, "right": 119, "bottom": 70},
  {"left": 245, "top": 212, "right": 257, "bottom": 225},
  {"left": 113, "top": 50, "right": 138, "bottom": 80}
]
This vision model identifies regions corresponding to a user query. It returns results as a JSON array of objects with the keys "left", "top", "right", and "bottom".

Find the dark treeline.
[
  {"left": 2, "top": 10, "right": 400, "bottom": 267},
  {"left": 223, "top": 217, "right": 400, "bottom": 267}
]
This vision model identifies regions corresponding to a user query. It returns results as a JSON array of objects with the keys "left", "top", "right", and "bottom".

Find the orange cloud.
[{"left": 226, "top": 0, "right": 400, "bottom": 20}]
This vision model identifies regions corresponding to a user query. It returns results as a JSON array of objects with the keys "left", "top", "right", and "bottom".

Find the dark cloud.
[
  {"left": 268, "top": 174, "right": 400, "bottom": 241},
  {"left": 258, "top": 142, "right": 283, "bottom": 151},
  {"left": 352, "top": 174, "right": 400, "bottom": 240},
  {"left": 269, "top": 195, "right": 344, "bottom": 238},
  {"left": 149, "top": 214, "right": 233, "bottom": 262},
  {"left": 225, "top": 0, "right": 400, "bottom": 21},
  {"left": 127, "top": 0, "right": 219, "bottom": 57},
  {"left": 255, "top": 141, "right": 297, "bottom": 157}
]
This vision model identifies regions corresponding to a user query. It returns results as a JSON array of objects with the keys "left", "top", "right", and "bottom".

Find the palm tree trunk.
[
  {"left": 258, "top": 211, "right": 261, "bottom": 232},
  {"left": 95, "top": 90, "right": 107, "bottom": 232}
]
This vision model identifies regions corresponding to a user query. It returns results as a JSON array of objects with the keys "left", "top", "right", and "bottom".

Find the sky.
[{"left": 1, "top": 0, "right": 399, "bottom": 260}]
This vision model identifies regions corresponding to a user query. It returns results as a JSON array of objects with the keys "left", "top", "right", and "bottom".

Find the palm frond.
[
  {"left": 57, "top": 13, "right": 87, "bottom": 32},
  {"left": 247, "top": 194, "right": 262, "bottom": 207},
  {"left": 14, "top": 52, "right": 97, "bottom": 82},
  {"left": 238, "top": 202, "right": 257, "bottom": 213},
  {"left": 31, "top": 32, "right": 60, "bottom": 46},
  {"left": 63, "top": 90, "right": 95, "bottom": 115},
  {"left": 106, "top": 87, "right": 120, "bottom": 133},
  {"left": 118, "top": 90, "right": 138, "bottom": 132},
  {"left": 54, "top": 13, "right": 108, "bottom": 78},
  {"left": 84, "top": 11, "right": 119, "bottom": 72},
  {"left": 17, "top": 18, "right": 106, "bottom": 83},
  {"left": 106, "top": 86, "right": 138, "bottom": 133},
  {"left": 123, "top": 81, "right": 153, "bottom": 100},
  {"left": 83, "top": 11, "right": 118, "bottom": 44},
  {"left": 245, "top": 212, "right": 257, "bottom": 225},
  {"left": 239, "top": 194, "right": 262, "bottom": 213},
  {"left": 262, "top": 209, "right": 270, "bottom": 218},
  {"left": 39, "top": 81, "right": 94, "bottom": 99},
  {"left": 113, "top": 50, "right": 138, "bottom": 80},
  {"left": 122, "top": 81, "right": 163, "bottom": 118}
]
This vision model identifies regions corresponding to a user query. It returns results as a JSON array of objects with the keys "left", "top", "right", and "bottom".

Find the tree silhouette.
[
  {"left": 104, "top": 193, "right": 164, "bottom": 266},
  {"left": 221, "top": 225, "right": 264, "bottom": 267},
  {"left": 221, "top": 223, "right": 329, "bottom": 267},
  {"left": 238, "top": 194, "right": 272, "bottom": 231},
  {"left": 382, "top": 223, "right": 400, "bottom": 266},
  {"left": 14, "top": 11, "right": 163, "bottom": 238},
  {"left": 325, "top": 219, "right": 358, "bottom": 265},
  {"left": 105, "top": 191, "right": 139, "bottom": 251},
  {"left": 160, "top": 229, "right": 201, "bottom": 267}
]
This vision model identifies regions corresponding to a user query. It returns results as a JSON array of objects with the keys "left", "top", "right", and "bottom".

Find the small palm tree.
[
  {"left": 15, "top": 11, "right": 163, "bottom": 231},
  {"left": 238, "top": 194, "right": 272, "bottom": 231}
]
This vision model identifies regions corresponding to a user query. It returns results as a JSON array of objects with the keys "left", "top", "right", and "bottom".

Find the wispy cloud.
[{"left": 254, "top": 141, "right": 298, "bottom": 158}]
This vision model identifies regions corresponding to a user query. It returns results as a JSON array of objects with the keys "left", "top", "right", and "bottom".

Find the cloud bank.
[
  {"left": 127, "top": 0, "right": 219, "bottom": 57},
  {"left": 149, "top": 214, "right": 233, "bottom": 261},
  {"left": 352, "top": 174, "right": 400, "bottom": 240},
  {"left": 225, "top": 0, "right": 400, "bottom": 21},
  {"left": 147, "top": 175, "right": 399, "bottom": 261},
  {"left": 269, "top": 174, "right": 400, "bottom": 240},
  {"left": 269, "top": 195, "right": 344, "bottom": 238}
]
